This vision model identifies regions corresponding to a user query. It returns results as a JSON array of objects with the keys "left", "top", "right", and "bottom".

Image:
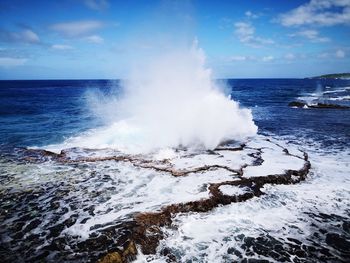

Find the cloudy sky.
[{"left": 0, "top": 0, "right": 349, "bottom": 79}]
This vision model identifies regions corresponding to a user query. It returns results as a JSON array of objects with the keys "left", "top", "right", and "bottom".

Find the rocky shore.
[{"left": 0, "top": 137, "right": 319, "bottom": 262}]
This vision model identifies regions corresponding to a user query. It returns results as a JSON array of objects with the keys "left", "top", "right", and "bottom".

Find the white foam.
[
  {"left": 148, "top": 145, "right": 350, "bottom": 262},
  {"left": 323, "top": 87, "right": 349, "bottom": 94},
  {"left": 61, "top": 161, "right": 239, "bottom": 239},
  {"left": 328, "top": 95, "right": 350, "bottom": 101},
  {"left": 219, "top": 185, "right": 251, "bottom": 196},
  {"left": 243, "top": 146, "right": 305, "bottom": 178},
  {"left": 170, "top": 149, "right": 255, "bottom": 171},
  {"left": 153, "top": 148, "right": 178, "bottom": 160}
]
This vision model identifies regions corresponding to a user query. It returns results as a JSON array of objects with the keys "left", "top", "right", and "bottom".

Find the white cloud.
[
  {"left": 234, "top": 22, "right": 274, "bottom": 48},
  {"left": 262, "top": 55, "right": 274, "bottom": 62},
  {"left": 235, "top": 22, "right": 255, "bottom": 43},
  {"left": 0, "top": 29, "right": 40, "bottom": 44},
  {"left": 285, "top": 53, "right": 296, "bottom": 60},
  {"left": 290, "top": 29, "right": 330, "bottom": 42},
  {"left": 318, "top": 52, "right": 329, "bottom": 58},
  {"left": 228, "top": 55, "right": 260, "bottom": 62},
  {"left": 51, "top": 20, "right": 104, "bottom": 37},
  {"left": 245, "top": 11, "right": 259, "bottom": 19},
  {"left": 235, "top": 22, "right": 254, "bottom": 42},
  {"left": 230, "top": 56, "right": 248, "bottom": 61},
  {"left": 317, "top": 50, "right": 346, "bottom": 58},
  {"left": 51, "top": 44, "right": 74, "bottom": 50},
  {"left": 335, "top": 49, "right": 345, "bottom": 58},
  {"left": 84, "top": 0, "right": 109, "bottom": 11},
  {"left": 279, "top": 0, "right": 350, "bottom": 27},
  {"left": 85, "top": 34, "right": 104, "bottom": 44},
  {"left": 0, "top": 57, "right": 27, "bottom": 67},
  {"left": 19, "top": 29, "right": 40, "bottom": 43}
]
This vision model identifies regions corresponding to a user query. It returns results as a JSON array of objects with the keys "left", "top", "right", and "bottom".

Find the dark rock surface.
[{"left": 288, "top": 101, "right": 350, "bottom": 109}]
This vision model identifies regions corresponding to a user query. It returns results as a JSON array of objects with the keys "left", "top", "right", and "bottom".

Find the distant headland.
[{"left": 309, "top": 73, "right": 350, "bottom": 79}]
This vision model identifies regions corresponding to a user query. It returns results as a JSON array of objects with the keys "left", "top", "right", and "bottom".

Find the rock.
[
  {"left": 289, "top": 101, "right": 307, "bottom": 108},
  {"left": 288, "top": 101, "right": 350, "bottom": 109},
  {"left": 0, "top": 138, "right": 314, "bottom": 262},
  {"left": 23, "top": 219, "right": 41, "bottom": 232},
  {"left": 310, "top": 103, "right": 350, "bottom": 109},
  {"left": 97, "top": 252, "right": 122, "bottom": 263},
  {"left": 342, "top": 221, "right": 350, "bottom": 234},
  {"left": 97, "top": 240, "right": 137, "bottom": 263},
  {"left": 326, "top": 233, "right": 350, "bottom": 252}
]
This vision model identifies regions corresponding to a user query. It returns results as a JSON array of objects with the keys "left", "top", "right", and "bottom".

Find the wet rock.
[
  {"left": 241, "top": 259, "right": 270, "bottom": 263},
  {"left": 227, "top": 247, "right": 242, "bottom": 258},
  {"left": 43, "top": 237, "right": 67, "bottom": 251},
  {"left": 326, "top": 233, "right": 350, "bottom": 252},
  {"left": 49, "top": 201, "right": 60, "bottom": 209},
  {"left": 11, "top": 221, "right": 25, "bottom": 232},
  {"left": 342, "top": 221, "right": 350, "bottom": 234},
  {"left": 77, "top": 234, "right": 113, "bottom": 251},
  {"left": 80, "top": 217, "right": 90, "bottom": 224},
  {"left": 98, "top": 252, "right": 123, "bottom": 263},
  {"left": 0, "top": 139, "right": 316, "bottom": 262},
  {"left": 133, "top": 212, "right": 169, "bottom": 254},
  {"left": 160, "top": 247, "right": 177, "bottom": 262},
  {"left": 28, "top": 250, "right": 50, "bottom": 262},
  {"left": 97, "top": 240, "right": 137, "bottom": 263},
  {"left": 289, "top": 101, "right": 307, "bottom": 108},
  {"left": 287, "top": 237, "right": 302, "bottom": 245},
  {"left": 23, "top": 218, "right": 41, "bottom": 232},
  {"left": 311, "top": 103, "right": 350, "bottom": 109},
  {"left": 288, "top": 101, "right": 350, "bottom": 109},
  {"left": 48, "top": 223, "right": 66, "bottom": 239}
]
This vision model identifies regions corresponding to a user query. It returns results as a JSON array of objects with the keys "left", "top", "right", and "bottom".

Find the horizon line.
[{"left": 0, "top": 77, "right": 310, "bottom": 81}]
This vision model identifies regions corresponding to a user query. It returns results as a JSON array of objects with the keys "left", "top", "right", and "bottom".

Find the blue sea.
[
  {"left": 0, "top": 79, "right": 349, "bottom": 262},
  {"left": 0, "top": 79, "right": 349, "bottom": 150}
]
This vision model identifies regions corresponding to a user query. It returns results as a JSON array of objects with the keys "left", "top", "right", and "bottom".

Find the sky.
[{"left": 0, "top": 0, "right": 349, "bottom": 79}]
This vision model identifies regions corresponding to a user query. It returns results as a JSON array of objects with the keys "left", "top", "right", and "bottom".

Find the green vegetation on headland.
[{"left": 310, "top": 73, "right": 350, "bottom": 79}]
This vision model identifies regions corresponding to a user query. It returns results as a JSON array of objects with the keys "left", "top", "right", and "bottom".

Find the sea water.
[{"left": 0, "top": 78, "right": 349, "bottom": 262}]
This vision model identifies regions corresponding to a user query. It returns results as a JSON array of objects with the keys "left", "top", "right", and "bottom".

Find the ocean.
[
  {"left": 0, "top": 79, "right": 349, "bottom": 150},
  {"left": 0, "top": 79, "right": 349, "bottom": 262}
]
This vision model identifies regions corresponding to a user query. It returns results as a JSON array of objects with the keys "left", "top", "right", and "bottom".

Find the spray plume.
[{"left": 54, "top": 41, "right": 257, "bottom": 154}]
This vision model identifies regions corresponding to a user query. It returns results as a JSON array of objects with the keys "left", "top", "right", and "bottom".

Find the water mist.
[{"left": 49, "top": 42, "right": 257, "bottom": 153}]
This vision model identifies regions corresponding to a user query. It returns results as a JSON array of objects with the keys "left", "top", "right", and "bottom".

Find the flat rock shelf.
[{"left": 0, "top": 136, "right": 311, "bottom": 262}]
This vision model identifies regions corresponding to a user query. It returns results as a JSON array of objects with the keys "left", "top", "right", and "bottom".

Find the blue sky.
[{"left": 0, "top": 0, "right": 349, "bottom": 79}]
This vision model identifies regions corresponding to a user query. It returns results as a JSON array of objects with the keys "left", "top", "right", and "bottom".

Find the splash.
[{"left": 48, "top": 42, "right": 257, "bottom": 153}]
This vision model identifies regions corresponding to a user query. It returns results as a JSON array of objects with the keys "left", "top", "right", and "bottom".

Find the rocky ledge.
[{"left": 0, "top": 137, "right": 312, "bottom": 262}]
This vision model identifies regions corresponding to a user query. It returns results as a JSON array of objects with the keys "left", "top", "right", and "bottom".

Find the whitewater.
[{"left": 45, "top": 42, "right": 257, "bottom": 154}]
